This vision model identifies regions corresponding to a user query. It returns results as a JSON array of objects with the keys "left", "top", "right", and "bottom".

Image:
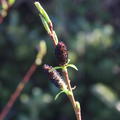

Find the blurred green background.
[{"left": 0, "top": 0, "right": 120, "bottom": 120}]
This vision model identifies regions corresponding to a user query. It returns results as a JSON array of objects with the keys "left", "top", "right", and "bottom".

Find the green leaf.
[
  {"left": 55, "top": 90, "right": 65, "bottom": 100},
  {"left": 67, "top": 64, "right": 78, "bottom": 71},
  {"left": 55, "top": 89, "right": 72, "bottom": 100},
  {"left": 67, "top": 59, "right": 71, "bottom": 64},
  {"left": 40, "top": 15, "right": 51, "bottom": 34},
  {"left": 53, "top": 31, "right": 58, "bottom": 45},
  {"left": 34, "top": 2, "right": 51, "bottom": 24}
]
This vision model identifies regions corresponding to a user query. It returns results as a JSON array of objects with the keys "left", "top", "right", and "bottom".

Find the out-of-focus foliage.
[{"left": 0, "top": 0, "right": 120, "bottom": 120}]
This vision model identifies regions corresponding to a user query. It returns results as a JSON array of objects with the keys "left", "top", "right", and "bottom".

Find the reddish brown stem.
[
  {"left": 49, "top": 33, "right": 57, "bottom": 47},
  {"left": 63, "top": 69, "right": 81, "bottom": 120},
  {"left": 48, "top": 22, "right": 57, "bottom": 47},
  {"left": 45, "top": 17, "right": 82, "bottom": 120},
  {"left": 0, "top": 63, "right": 37, "bottom": 120},
  {"left": 48, "top": 23, "right": 82, "bottom": 120},
  {"left": 0, "top": 16, "right": 4, "bottom": 24}
]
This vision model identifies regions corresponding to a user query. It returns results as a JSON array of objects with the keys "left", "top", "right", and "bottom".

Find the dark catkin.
[
  {"left": 55, "top": 41, "right": 68, "bottom": 65},
  {"left": 43, "top": 64, "right": 67, "bottom": 89}
]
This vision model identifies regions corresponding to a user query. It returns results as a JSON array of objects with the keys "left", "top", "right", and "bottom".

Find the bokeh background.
[{"left": 0, "top": 0, "right": 120, "bottom": 120}]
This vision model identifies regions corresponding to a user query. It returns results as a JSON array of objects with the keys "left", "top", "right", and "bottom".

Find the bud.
[
  {"left": 43, "top": 64, "right": 67, "bottom": 89},
  {"left": 35, "top": 40, "right": 47, "bottom": 65},
  {"left": 55, "top": 41, "right": 68, "bottom": 65}
]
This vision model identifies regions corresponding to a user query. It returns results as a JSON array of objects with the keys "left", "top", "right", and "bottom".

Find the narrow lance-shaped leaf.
[
  {"left": 55, "top": 90, "right": 65, "bottom": 100},
  {"left": 40, "top": 14, "right": 51, "bottom": 34},
  {"left": 34, "top": 2, "right": 51, "bottom": 24},
  {"left": 55, "top": 89, "right": 72, "bottom": 100},
  {"left": 53, "top": 31, "right": 58, "bottom": 45},
  {"left": 67, "top": 64, "right": 78, "bottom": 71}
]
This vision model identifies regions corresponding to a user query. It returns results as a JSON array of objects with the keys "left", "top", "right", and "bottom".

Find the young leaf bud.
[
  {"left": 55, "top": 41, "right": 68, "bottom": 65},
  {"left": 43, "top": 64, "right": 67, "bottom": 89},
  {"left": 35, "top": 40, "right": 47, "bottom": 65}
]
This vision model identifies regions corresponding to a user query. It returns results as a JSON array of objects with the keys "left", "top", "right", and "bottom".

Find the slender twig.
[
  {"left": 0, "top": 63, "right": 37, "bottom": 120},
  {"left": 48, "top": 16, "right": 82, "bottom": 120},
  {"left": 45, "top": 18, "right": 82, "bottom": 120},
  {"left": 63, "top": 69, "right": 81, "bottom": 120},
  {"left": 48, "top": 23, "right": 57, "bottom": 47},
  {"left": 0, "top": 16, "right": 4, "bottom": 23},
  {"left": 47, "top": 18, "right": 81, "bottom": 120},
  {"left": 0, "top": 39, "right": 46, "bottom": 120}
]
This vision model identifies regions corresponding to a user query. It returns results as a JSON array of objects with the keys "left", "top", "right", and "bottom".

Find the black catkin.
[
  {"left": 55, "top": 41, "right": 68, "bottom": 65},
  {"left": 43, "top": 64, "right": 67, "bottom": 89}
]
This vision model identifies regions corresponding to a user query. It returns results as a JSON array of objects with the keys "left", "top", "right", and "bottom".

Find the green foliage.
[{"left": 34, "top": 2, "right": 51, "bottom": 24}]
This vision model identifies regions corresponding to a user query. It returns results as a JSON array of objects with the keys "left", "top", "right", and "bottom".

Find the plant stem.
[
  {"left": 0, "top": 16, "right": 4, "bottom": 24},
  {"left": 49, "top": 23, "right": 57, "bottom": 47},
  {"left": 0, "top": 63, "right": 37, "bottom": 120},
  {"left": 49, "top": 32, "right": 57, "bottom": 46},
  {"left": 48, "top": 23, "right": 82, "bottom": 120},
  {"left": 63, "top": 69, "right": 81, "bottom": 120},
  {"left": 43, "top": 15, "right": 82, "bottom": 120}
]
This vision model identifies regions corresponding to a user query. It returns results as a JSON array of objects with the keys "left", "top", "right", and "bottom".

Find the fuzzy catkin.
[
  {"left": 55, "top": 41, "right": 68, "bottom": 65},
  {"left": 43, "top": 64, "right": 67, "bottom": 89}
]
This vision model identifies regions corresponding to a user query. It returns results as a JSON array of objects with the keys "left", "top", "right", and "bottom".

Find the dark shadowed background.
[{"left": 0, "top": 0, "right": 120, "bottom": 120}]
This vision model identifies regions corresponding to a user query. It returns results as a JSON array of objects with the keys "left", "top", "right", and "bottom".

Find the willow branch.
[
  {"left": 48, "top": 23, "right": 82, "bottom": 120},
  {"left": 34, "top": 2, "right": 82, "bottom": 119},
  {"left": 63, "top": 69, "right": 81, "bottom": 120},
  {"left": 0, "top": 63, "right": 37, "bottom": 120}
]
